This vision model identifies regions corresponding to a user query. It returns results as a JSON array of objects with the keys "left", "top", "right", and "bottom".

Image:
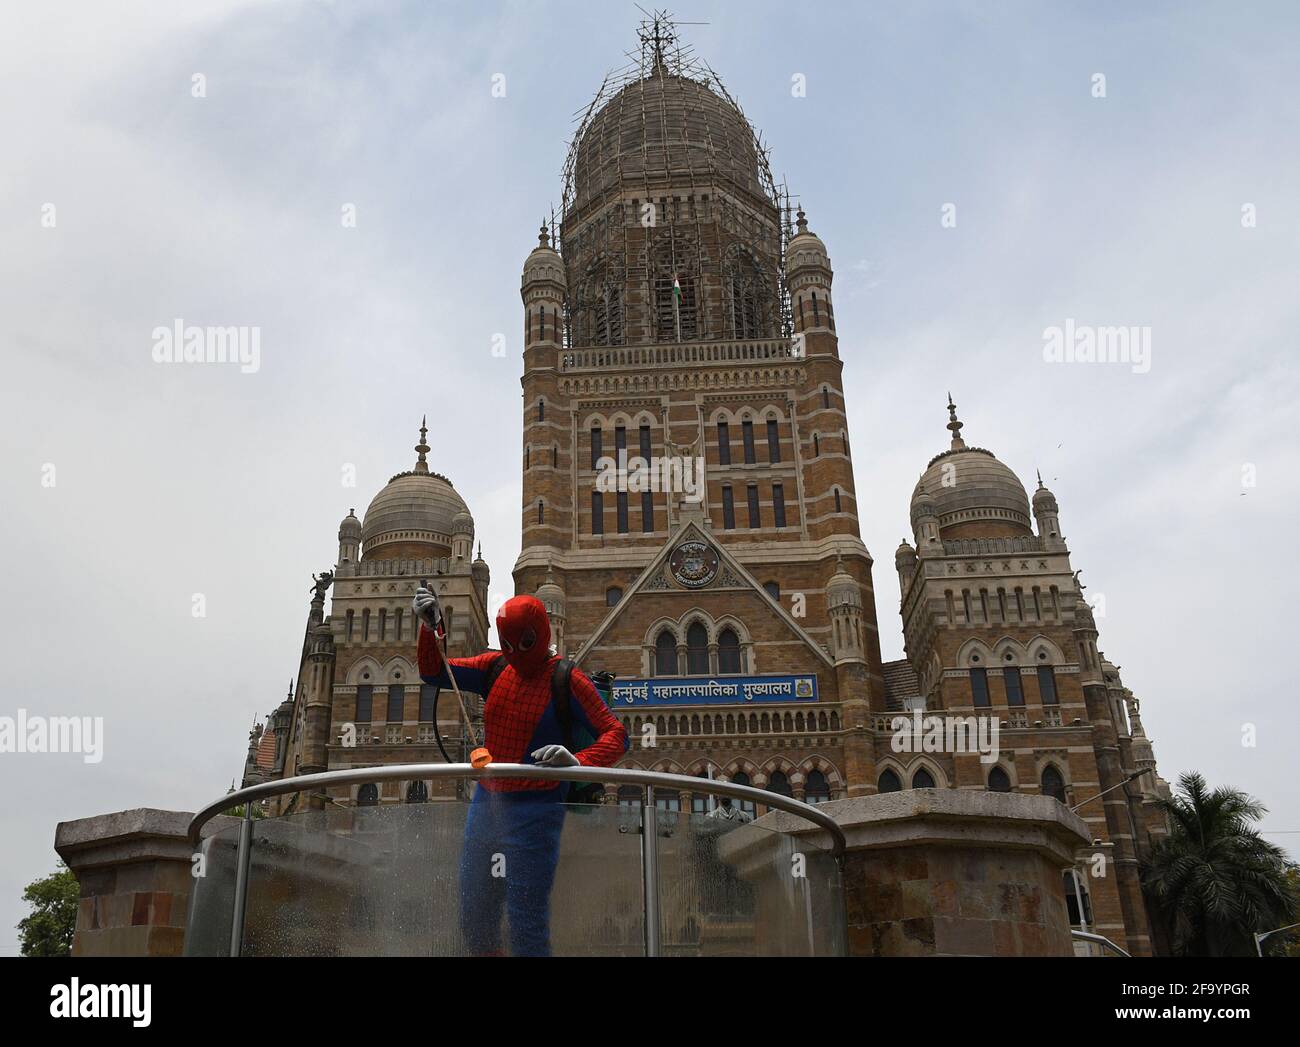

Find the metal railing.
[
  {"left": 190, "top": 763, "right": 847, "bottom": 958},
  {"left": 1071, "top": 929, "right": 1131, "bottom": 957}
]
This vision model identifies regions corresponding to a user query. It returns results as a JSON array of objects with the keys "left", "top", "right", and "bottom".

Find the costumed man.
[{"left": 413, "top": 587, "right": 627, "bottom": 956}]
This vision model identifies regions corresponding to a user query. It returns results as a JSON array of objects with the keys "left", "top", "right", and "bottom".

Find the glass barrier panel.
[
  {"left": 183, "top": 823, "right": 242, "bottom": 957},
  {"left": 652, "top": 806, "right": 845, "bottom": 956}
]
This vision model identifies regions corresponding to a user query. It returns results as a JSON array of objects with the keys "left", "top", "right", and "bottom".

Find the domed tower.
[
  {"left": 520, "top": 224, "right": 569, "bottom": 553},
  {"left": 1032, "top": 472, "right": 1066, "bottom": 552},
  {"left": 514, "top": 13, "right": 884, "bottom": 803},
  {"left": 535, "top": 563, "right": 567, "bottom": 655},
  {"left": 451, "top": 509, "right": 474, "bottom": 563},
  {"left": 337, "top": 508, "right": 361, "bottom": 565}
]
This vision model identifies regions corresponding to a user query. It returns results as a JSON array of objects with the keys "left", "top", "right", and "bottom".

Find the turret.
[
  {"left": 1033, "top": 472, "right": 1065, "bottom": 552},
  {"left": 826, "top": 554, "right": 865, "bottom": 663},
  {"left": 786, "top": 208, "right": 836, "bottom": 343},
  {"left": 337, "top": 509, "right": 361, "bottom": 565},
  {"left": 451, "top": 509, "right": 474, "bottom": 562},
  {"left": 535, "top": 563, "right": 567, "bottom": 655},
  {"left": 522, "top": 223, "right": 566, "bottom": 352}
]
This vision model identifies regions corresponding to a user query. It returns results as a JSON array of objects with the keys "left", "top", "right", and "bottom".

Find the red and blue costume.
[{"left": 418, "top": 594, "right": 627, "bottom": 955}]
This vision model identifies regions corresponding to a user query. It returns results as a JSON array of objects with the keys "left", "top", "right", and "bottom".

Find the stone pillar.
[{"left": 54, "top": 808, "right": 238, "bottom": 957}]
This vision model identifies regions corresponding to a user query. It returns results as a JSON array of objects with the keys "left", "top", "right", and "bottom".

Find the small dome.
[
  {"left": 536, "top": 566, "right": 566, "bottom": 616},
  {"left": 1073, "top": 599, "right": 1097, "bottom": 630},
  {"left": 338, "top": 509, "right": 361, "bottom": 539},
  {"left": 910, "top": 397, "right": 1032, "bottom": 540},
  {"left": 786, "top": 209, "right": 831, "bottom": 273},
  {"left": 451, "top": 509, "right": 475, "bottom": 536},
  {"left": 522, "top": 224, "right": 566, "bottom": 290},
  {"left": 1033, "top": 479, "right": 1058, "bottom": 514},
  {"left": 826, "top": 555, "right": 861, "bottom": 609},
  {"left": 895, "top": 539, "right": 917, "bottom": 569}
]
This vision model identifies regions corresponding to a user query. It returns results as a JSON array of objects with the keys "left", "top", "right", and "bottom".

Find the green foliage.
[
  {"left": 18, "top": 861, "right": 79, "bottom": 957},
  {"left": 1142, "top": 771, "right": 1295, "bottom": 956}
]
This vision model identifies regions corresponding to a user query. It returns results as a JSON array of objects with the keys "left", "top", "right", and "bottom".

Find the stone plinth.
[
  {"left": 730, "top": 789, "right": 1091, "bottom": 956},
  {"left": 54, "top": 808, "right": 238, "bottom": 957}
]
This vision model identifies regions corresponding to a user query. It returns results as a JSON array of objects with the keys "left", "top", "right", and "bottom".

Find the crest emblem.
[{"left": 669, "top": 540, "right": 719, "bottom": 588}]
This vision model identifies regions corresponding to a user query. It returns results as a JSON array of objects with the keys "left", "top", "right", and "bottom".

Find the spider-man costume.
[{"left": 418, "top": 594, "right": 627, "bottom": 956}]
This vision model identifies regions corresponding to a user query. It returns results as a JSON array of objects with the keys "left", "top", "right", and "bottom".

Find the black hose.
[{"left": 430, "top": 686, "right": 455, "bottom": 763}]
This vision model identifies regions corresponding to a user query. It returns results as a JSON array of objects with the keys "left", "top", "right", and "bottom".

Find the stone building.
[
  {"left": 238, "top": 19, "right": 1171, "bottom": 956},
  {"left": 242, "top": 420, "right": 491, "bottom": 809}
]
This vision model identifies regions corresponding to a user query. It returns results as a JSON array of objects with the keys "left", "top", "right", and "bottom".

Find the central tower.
[{"left": 514, "top": 16, "right": 885, "bottom": 801}]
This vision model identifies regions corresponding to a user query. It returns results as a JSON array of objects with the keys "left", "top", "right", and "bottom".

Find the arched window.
[
  {"left": 717, "top": 628, "right": 742, "bottom": 674},
  {"left": 878, "top": 769, "right": 902, "bottom": 793},
  {"left": 654, "top": 788, "right": 681, "bottom": 812},
  {"left": 357, "top": 783, "right": 379, "bottom": 807},
  {"left": 804, "top": 770, "right": 830, "bottom": 804},
  {"left": 1041, "top": 764, "right": 1067, "bottom": 803},
  {"left": 406, "top": 780, "right": 429, "bottom": 804},
  {"left": 730, "top": 771, "right": 756, "bottom": 817},
  {"left": 605, "top": 586, "right": 622, "bottom": 607},
  {"left": 911, "top": 767, "right": 936, "bottom": 790},
  {"left": 652, "top": 236, "right": 697, "bottom": 342},
  {"left": 654, "top": 630, "right": 677, "bottom": 676},
  {"left": 723, "top": 247, "right": 771, "bottom": 339},
  {"left": 767, "top": 770, "right": 792, "bottom": 797},
  {"left": 763, "top": 580, "right": 780, "bottom": 601},
  {"left": 617, "top": 786, "right": 641, "bottom": 808},
  {"left": 834, "top": 488, "right": 843, "bottom": 513},
  {"left": 987, "top": 766, "right": 1012, "bottom": 793},
  {"left": 686, "top": 622, "right": 709, "bottom": 674}
]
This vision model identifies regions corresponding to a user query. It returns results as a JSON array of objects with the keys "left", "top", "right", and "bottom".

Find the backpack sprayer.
[{"left": 421, "top": 579, "right": 492, "bottom": 768}]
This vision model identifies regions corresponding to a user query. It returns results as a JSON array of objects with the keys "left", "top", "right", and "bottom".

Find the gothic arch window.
[
  {"left": 911, "top": 767, "right": 936, "bottom": 790},
  {"left": 406, "top": 780, "right": 429, "bottom": 804},
  {"left": 730, "top": 772, "right": 756, "bottom": 817},
  {"left": 1041, "top": 764, "right": 1067, "bottom": 803},
  {"left": 582, "top": 261, "right": 624, "bottom": 347},
  {"left": 357, "top": 783, "right": 379, "bottom": 807},
  {"left": 717, "top": 628, "right": 742, "bottom": 674},
  {"left": 834, "top": 487, "right": 843, "bottom": 513},
  {"left": 763, "top": 580, "right": 780, "bottom": 601},
  {"left": 654, "top": 630, "right": 678, "bottom": 677},
  {"left": 988, "top": 766, "right": 1012, "bottom": 793},
  {"left": 686, "top": 622, "right": 709, "bottom": 674},
  {"left": 804, "top": 770, "right": 830, "bottom": 804},
  {"left": 652, "top": 234, "right": 698, "bottom": 342},
  {"left": 723, "top": 246, "right": 772, "bottom": 339},
  {"left": 605, "top": 586, "right": 622, "bottom": 606},
  {"left": 767, "top": 770, "right": 792, "bottom": 797},
  {"left": 878, "top": 769, "right": 902, "bottom": 793}
]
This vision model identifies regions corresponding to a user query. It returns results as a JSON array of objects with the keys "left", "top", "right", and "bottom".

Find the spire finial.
[
  {"left": 1036, "top": 468, "right": 1044, "bottom": 489},
  {"left": 476, "top": 541, "right": 482, "bottom": 561},
  {"left": 946, "top": 392, "right": 966, "bottom": 450},
  {"left": 795, "top": 206, "right": 808, "bottom": 233},
  {"left": 414, "top": 416, "right": 431, "bottom": 474},
  {"left": 538, "top": 221, "right": 549, "bottom": 248}
]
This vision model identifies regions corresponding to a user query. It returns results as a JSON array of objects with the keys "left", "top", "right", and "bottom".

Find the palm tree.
[{"left": 1142, "top": 771, "right": 1295, "bottom": 956}]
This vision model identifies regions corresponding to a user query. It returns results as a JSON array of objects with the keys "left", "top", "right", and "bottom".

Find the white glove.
[
  {"left": 531, "top": 745, "right": 580, "bottom": 768},
  {"left": 412, "top": 586, "right": 442, "bottom": 632}
]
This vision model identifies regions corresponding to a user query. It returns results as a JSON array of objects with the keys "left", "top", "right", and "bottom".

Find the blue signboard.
[{"left": 610, "top": 674, "right": 818, "bottom": 707}]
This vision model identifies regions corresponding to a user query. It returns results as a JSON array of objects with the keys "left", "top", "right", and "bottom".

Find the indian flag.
[{"left": 672, "top": 274, "right": 682, "bottom": 303}]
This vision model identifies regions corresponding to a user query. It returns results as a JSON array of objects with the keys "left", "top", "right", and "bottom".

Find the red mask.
[{"left": 496, "top": 595, "right": 552, "bottom": 678}]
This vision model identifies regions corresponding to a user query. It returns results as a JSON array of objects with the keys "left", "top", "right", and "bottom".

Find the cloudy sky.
[{"left": 2, "top": 0, "right": 1296, "bottom": 952}]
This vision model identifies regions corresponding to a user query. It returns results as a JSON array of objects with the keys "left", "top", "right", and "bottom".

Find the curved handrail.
[
  {"left": 190, "top": 763, "right": 846, "bottom": 857},
  {"left": 1070, "top": 929, "right": 1131, "bottom": 957}
]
